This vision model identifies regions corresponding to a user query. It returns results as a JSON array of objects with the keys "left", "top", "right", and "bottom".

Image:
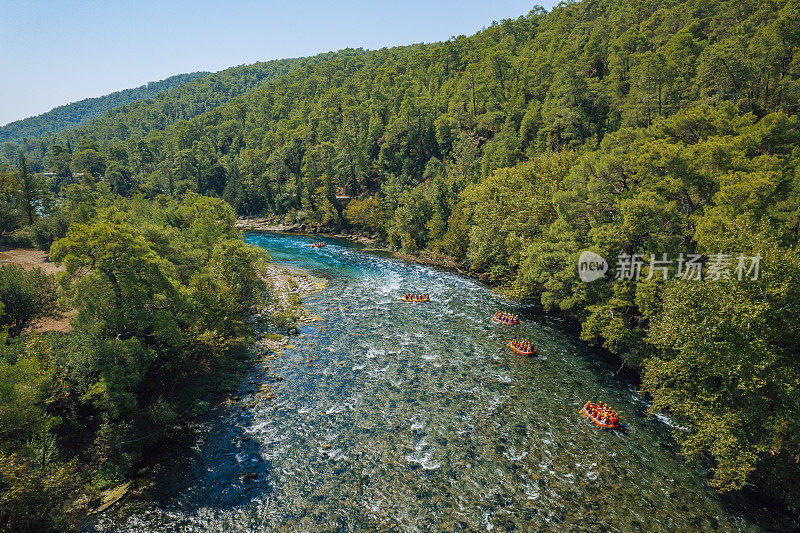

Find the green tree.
[
  {"left": 50, "top": 215, "right": 175, "bottom": 339},
  {"left": 0, "top": 267, "right": 58, "bottom": 337},
  {"left": 16, "top": 155, "right": 41, "bottom": 226},
  {"left": 344, "top": 196, "right": 387, "bottom": 237},
  {"left": 644, "top": 221, "right": 800, "bottom": 508},
  {"left": 70, "top": 148, "right": 107, "bottom": 177},
  {"left": 48, "top": 144, "right": 73, "bottom": 178}
]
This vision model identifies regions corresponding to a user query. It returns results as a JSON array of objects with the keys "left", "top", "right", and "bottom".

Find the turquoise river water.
[{"left": 89, "top": 232, "right": 796, "bottom": 532}]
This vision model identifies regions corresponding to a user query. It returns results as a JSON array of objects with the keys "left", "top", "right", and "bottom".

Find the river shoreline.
[
  {"left": 79, "top": 262, "right": 326, "bottom": 527},
  {"left": 86, "top": 232, "right": 798, "bottom": 531},
  {"left": 238, "top": 224, "right": 653, "bottom": 389},
  {"left": 236, "top": 218, "right": 491, "bottom": 282}
]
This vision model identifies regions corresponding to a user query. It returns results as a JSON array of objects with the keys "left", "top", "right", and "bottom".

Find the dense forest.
[
  {"left": 0, "top": 72, "right": 209, "bottom": 143},
  {"left": 0, "top": 54, "right": 321, "bottom": 170},
  {"left": 2, "top": 0, "right": 800, "bottom": 525}
]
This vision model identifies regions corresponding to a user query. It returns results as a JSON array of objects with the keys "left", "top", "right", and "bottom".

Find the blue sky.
[{"left": 0, "top": 1, "right": 558, "bottom": 126}]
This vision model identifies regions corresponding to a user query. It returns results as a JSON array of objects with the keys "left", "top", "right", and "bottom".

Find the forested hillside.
[
  {"left": 2, "top": 0, "right": 800, "bottom": 517},
  {"left": 0, "top": 72, "right": 208, "bottom": 143},
  {"left": 1, "top": 54, "right": 322, "bottom": 168}
]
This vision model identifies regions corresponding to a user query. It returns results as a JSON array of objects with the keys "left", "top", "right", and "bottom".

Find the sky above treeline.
[{"left": 0, "top": 0, "right": 558, "bottom": 127}]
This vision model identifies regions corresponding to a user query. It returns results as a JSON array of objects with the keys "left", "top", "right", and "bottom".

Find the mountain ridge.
[{"left": 0, "top": 71, "right": 210, "bottom": 142}]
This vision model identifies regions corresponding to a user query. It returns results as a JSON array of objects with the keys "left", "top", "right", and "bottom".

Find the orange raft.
[
  {"left": 402, "top": 294, "right": 430, "bottom": 302},
  {"left": 492, "top": 311, "right": 519, "bottom": 325},
  {"left": 310, "top": 242, "right": 327, "bottom": 248},
  {"left": 507, "top": 338, "right": 536, "bottom": 356},
  {"left": 580, "top": 401, "right": 622, "bottom": 429}
]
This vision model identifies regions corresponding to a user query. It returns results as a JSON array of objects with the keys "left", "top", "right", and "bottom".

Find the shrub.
[
  {"left": 0, "top": 266, "right": 58, "bottom": 337},
  {"left": 29, "top": 210, "right": 70, "bottom": 251}
]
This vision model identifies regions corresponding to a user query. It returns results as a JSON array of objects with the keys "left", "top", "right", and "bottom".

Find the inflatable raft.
[
  {"left": 402, "top": 295, "right": 429, "bottom": 302},
  {"left": 581, "top": 401, "right": 622, "bottom": 429},
  {"left": 507, "top": 340, "right": 535, "bottom": 356},
  {"left": 492, "top": 312, "right": 519, "bottom": 325},
  {"left": 310, "top": 242, "right": 326, "bottom": 248}
]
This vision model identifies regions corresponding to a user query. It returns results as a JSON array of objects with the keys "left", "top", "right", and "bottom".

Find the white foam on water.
[
  {"left": 398, "top": 336, "right": 415, "bottom": 347},
  {"left": 248, "top": 422, "right": 268, "bottom": 432},
  {"left": 405, "top": 449, "right": 441, "bottom": 470},
  {"left": 524, "top": 487, "right": 540, "bottom": 500},
  {"left": 326, "top": 404, "right": 347, "bottom": 415},
  {"left": 365, "top": 347, "right": 384, "bottom": 359},
  {"left": 344, "top": 394, "right": 361, "bottom": 410},
  {"left": 323, "top": 448, "right": 349, "bottom": 461},
  {"left": 487, "top": 397, "right": 504, "bottom": 411},
  {"left": 652, "top": 412, "right": 688, "bottom": 430},
  {"left": 362, "top": 496, "right": 383, "bottom": 514},
  {"left": 504, "top": 448, "right": 528, "bottom": 461},
  {"left": 483, "top": 510, "right": 494, "bottom": 530}
]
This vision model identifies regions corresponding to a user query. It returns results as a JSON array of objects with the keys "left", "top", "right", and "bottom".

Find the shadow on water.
[
  {"left": 84, "top": 375, "right": 273, "bottom": 530},
  {"left": 87, "top": 232, "right": 798, "bottom": 532}
]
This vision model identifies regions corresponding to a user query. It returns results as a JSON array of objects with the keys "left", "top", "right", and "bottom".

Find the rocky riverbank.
[
  {"left": 237, "top": 218, "right": 491, "bottom": 283},
  {"left": 252, "top": 263, "right": 328, "bottom": 336},
  {"left": 83, "top": 262, "right": 329, "bottom": 524},
  {"left": 226, "top": 263, "right": 330, "bottom": 422},
  {"left": 236, "top": 218, "right": 301, "bottom": 233},
  {"left": 236, "top": 217, "right": 382, "bottom": 246}
]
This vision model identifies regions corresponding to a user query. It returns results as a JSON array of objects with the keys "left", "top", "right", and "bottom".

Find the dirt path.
[{"left": 0, "top": 246, "right": 63, "bottom": 275}]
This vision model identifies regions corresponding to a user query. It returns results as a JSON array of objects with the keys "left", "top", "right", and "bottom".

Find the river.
[{"left": 90, "top": 232, "right": 795, "bottom": 532}]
